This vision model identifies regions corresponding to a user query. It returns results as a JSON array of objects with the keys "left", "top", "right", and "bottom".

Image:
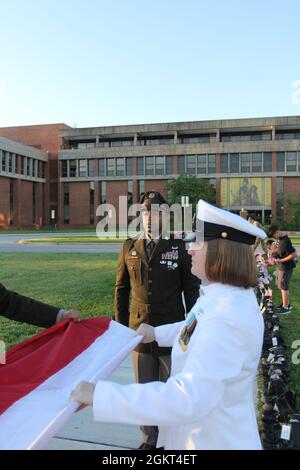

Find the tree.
[
  {"left": 282, "top": 193, "right": 300, "bottom": 229},
  {"left": 166, "top": 174, "right": 215, "bottom": 210}
]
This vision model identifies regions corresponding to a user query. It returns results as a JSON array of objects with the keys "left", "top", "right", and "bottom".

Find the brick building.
[{"left": 1, "top": 116, "right": 300, "bottom": 228}]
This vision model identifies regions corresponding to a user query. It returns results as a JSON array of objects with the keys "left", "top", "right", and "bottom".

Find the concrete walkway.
[{"left": 44, "top": 356, "right": 141, "bottom": 450}]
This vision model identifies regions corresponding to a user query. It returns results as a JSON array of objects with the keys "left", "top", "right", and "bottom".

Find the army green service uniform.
[{"left": 114, "top": 235, "right": 200, "bottom": 446}]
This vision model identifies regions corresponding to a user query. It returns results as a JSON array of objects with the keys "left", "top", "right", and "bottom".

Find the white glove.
[{"left": 136, "top": 323, "right": 155, "bottom": 343}]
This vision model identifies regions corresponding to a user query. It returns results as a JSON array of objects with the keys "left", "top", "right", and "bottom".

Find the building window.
[
  {"left": 137, "top": 157, "right": 144, "bottom": 175},
  {"left": 145, "top": 157, "right": 155, "bottom": 175},
  {"left": 277, "top": 152, "right": 285, "bottom": 172},
  {"left": 229, "top": 154, "right": 239, "bottom": 173},
  {"left": 186, "top": 155, "right": 196, "bottom": 174},
  {"left": 63, "top": 183, "right": 70, "bottom": 224},
  {"left": 90, "top": 182, "right": 95, "bottom": 224},
  {"left": 197, "top": 155, "right": 207, "bottom": 174},
  {"left": 286, "top": 152, "right": 297, "bottom": 172},
  {"left": 110, "top": 138, "right": 133, "bottom": 147},
  {"left": 126, "top": 158, "right": 132, "bottom": 176},
  {"left": 208, "top": 154, "right": 216, "bottom": 174},
  {"left": 69, "top": 160, "right": 77, "bottom": 177},
  {"left": 88, "top": 159, "right": 94, "bottom": 177},
  {"left": 155, "top": 156, "right": 165, "bottom": 175},
  {"left": 166, "top": 156, "right": 173, "bottom": 175},
  {"left": 276, "top": 130, "right": 300, "bottom": 140},
  {"left": 179, "top": 134, "right": 215, "bottom": 144},
  {"left": 107, "top": 158, "right": 115, "bottom": 176},
  {"left": 116, "top": 158, "right": 125, "bottom": 176},
  {"left": 99, "top": 159, "right": 105, "bottom": 177},
  {"left": 1, "top": 151, "right": 7, "bottom": 172},
  {"left": 79, "top": 159, "right": 88, "bottom": 177},
  {"left": 9, "top": 179, "right": 14, "bottom": 225},
  {"left": 240, "top": 153, "right": 251, "bottom": 173},
  {"left": 178, "top": 156, "right": 185, "bottom": 173},
  {"left": 8, "top": 153, "right": 14, "bottom": 173},
  {"left": 139, "top": 136, "right": 173, "bottom": 146},
  {"left": 252, "top": 153, "right": 262, "bottom": 173},
  {"left": 128, "top": 180, "right": 133, "bottom": 205},
  {"left": 138, "top": 180, "right": 145, "bottom": 200},
  {"left": 33, "top": 183, "right": 36, "bottom": 224},
  {"left": 221, "top": 131, "right": 271, "bottom": 142},
  {"left": 221, "top": 154, "right": 229, "bottom": 173},
  {"left": 27, "top": 158, "right": 33, "bottom": 177},
  {"left": 61, "top": 160, "right": 68, "bottom": 177},
  {"left": 263, "top": 153, "right": 272, "bottom": 172},
  {"left": 20, "top": 157, "right": 25, "bottom": 175},
  {"left": 34, "top": 160, "right": 38, "bottom": 178},
  {"left": 99, "top": 181, "right": 106, "bottom": 204}
]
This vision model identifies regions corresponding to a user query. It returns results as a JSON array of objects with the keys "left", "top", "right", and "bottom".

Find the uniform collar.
[{"left": 200, "top": 282, "right": 249, "bottom": 297}]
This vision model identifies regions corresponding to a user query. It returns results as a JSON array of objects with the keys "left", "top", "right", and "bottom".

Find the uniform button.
[
  {"left": 149, "top": 292, "right": 152, "bottom": 296},
  {"left": 149, "top": 268, "right": 152, "bottom": 272},
  {"left": 148, "top": 279, "right": 152, "bottom": 284}
]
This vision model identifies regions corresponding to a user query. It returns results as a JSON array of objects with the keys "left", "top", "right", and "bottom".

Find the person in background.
[
  {"left": 0, "top": 282, "right": 80, "bottom": 327},
  {"left": 114, "top": 191, "right": 200, "bottom": 449},
  {"left": 71, "top": 200, "right": 266, "bottom": 450},
  {"left": 267, "top": 225, "right": 297, "bottom": 314}
]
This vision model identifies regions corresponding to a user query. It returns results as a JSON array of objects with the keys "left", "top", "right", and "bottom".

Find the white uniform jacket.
[{"left": 93, "top": 283, "right": 264, "bottom": 450}]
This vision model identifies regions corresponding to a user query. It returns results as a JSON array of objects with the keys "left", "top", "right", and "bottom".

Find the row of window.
[
  {"left": 137, "top": 156, "right": 173, "bottom": 176},
  {"left": 61, "top": 151, "right": 300, "bottom": 180},
  {"left": 277, "top": 152, "right": 300, "bottom": 172},
  {"left": 178, "top": 154, "right": 216, "bottom": 175},
  {"left": 220, "top": 132, "right": 271, "bottom": 142},
  {"left": 0, "top": 150, "right": 44, "bottom": 178},
  {"left": 63, "top": 129, "right": 300, "bottom": 150},
  {"left": 221, "top": 153, "right": 272, "bottom": 174}
]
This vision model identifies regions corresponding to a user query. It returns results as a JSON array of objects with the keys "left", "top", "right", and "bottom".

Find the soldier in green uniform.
[{"left": 114, "top": 191, "right": 200, "bottom": 449}]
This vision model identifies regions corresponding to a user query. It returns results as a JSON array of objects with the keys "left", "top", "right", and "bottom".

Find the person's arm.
[
  {"left": 180, "top": 247, "right": 200, "bottom": 313},
  {"left": 154, "top": 321, "right": 185, "bottom": 347},
  {"left": 72, "top": 318, "right": 248, "bottom": 427},
  {"left": 114, "top": 243, "right": 131, "bottom": 326},
  {"left": 0, "top": 283, "right": 59, "bottom": 328}
]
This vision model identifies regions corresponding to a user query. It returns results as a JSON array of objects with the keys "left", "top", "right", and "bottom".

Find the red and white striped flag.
[{"left": 0, "top": 317, "right": 141, "bottom": 450}]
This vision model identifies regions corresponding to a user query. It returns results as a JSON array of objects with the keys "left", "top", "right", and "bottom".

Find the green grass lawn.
[
  {"left": 0, "top": 253, "right": 118, "bottom": 350},
  {"left": 1, "top": 252, "right": 299, "bottom": 410}
]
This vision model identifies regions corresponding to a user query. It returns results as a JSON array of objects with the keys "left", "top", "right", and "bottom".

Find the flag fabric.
[{"left": 0, "top": 317, "right": 141, "bottom": 450}]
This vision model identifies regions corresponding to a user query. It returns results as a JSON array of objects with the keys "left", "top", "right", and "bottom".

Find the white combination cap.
[{"left": 184, "top": 200, "right": 266, "bottom": 244}]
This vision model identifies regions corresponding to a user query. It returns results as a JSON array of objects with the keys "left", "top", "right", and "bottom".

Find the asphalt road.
[{"left": 0, "top": 233, "right": 121, "bottom": 253}]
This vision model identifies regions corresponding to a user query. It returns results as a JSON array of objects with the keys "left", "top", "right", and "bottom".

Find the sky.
[{"left": 0, "top": 0, "right": 300, "bottom": 128}]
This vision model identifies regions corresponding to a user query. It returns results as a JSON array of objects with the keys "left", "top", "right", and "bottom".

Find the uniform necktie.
[{"left": 147, "top": 240, "right": 156, "bottom": 259}]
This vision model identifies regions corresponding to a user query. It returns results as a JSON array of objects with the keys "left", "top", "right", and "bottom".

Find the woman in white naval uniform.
[{"left": 71, "top": 200, "right": 266, "bottom": 450}]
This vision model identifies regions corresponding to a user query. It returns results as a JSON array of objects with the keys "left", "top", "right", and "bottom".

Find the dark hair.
[
  {"left": 205, "top": 239, "right": 258, "bottom": 288},
  {"left": 267, "top": 225, "right": 278, "bottom": 238},
  {"left": 265, "top": 239, "right": 275, "bottom": 247}
]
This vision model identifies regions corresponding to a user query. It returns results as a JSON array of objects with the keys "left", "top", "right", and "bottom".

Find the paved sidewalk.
[{"left": 44, "top": 356, "right": 141, "bottom": 450}]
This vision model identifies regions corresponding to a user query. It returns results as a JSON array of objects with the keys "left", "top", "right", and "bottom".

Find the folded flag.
[{"left": 0, "top": 317, "right": 141, "bottom": 450}]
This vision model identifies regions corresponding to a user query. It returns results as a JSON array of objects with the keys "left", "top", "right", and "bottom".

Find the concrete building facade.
[{"left": 1, "top": 116, "right": 300, "bottom": 228}]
